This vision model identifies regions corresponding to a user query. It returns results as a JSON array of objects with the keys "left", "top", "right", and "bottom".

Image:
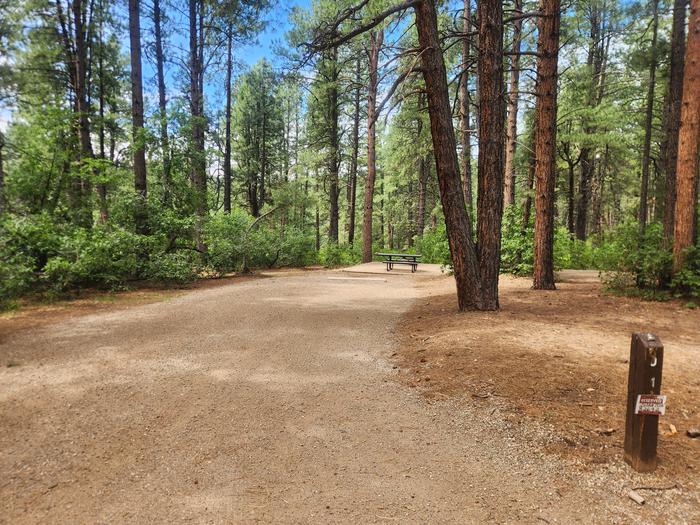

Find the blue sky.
[{"left": 237, "top": 0, "right": 310, "bottom": 67}]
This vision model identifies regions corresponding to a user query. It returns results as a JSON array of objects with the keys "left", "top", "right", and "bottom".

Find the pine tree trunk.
[
  {"left": 459, "top": 0, "right": 473, "bottom": 214},
  {"left": 97, "top": 0, "right": 108, "bottom": 222},
  {"left": 189, "top": 0, "right": 206, "bottom": 251},
  {"left": 673, "top": 0, "right": 700, "bottom": 272},
  {"left": 639, "top": 0, "right": 659, "bottom": 233},
  {"left": 153, "top": 0, "right": 172, "bottom": 206},
  {"left": 522, "top": 131, "right": 536, "bottom": 231},
  {"left": 663, "top": 0, "right": 688, "bottom": 243},
  {"left": 224, "top": 29, "right": 233, "bottom": 214},
  {"left": 72, "top": 0, "right": 94, "bottom": 227},
  {"left": 347, "top": 58, "right": 361, "bottom": 245},
  {"left": 129, "top": 0, "right": 148, "bottom": 234},
  {"left": 327, "top": 46, "right": 340, "bottom": 244},
  {"left": 475, "top": 0, "right": 506, "bottom": 308},
  {"left": 416, "top": 155, "right": 429, "bottom": 238},
  {"left": 414, "top": 0, "right": 486, "bottom": 310},
  {"left": 362, "top": 30, "right": 383, "bottom": 262},
  {"left": 503, "top": 0, "right": 522, "bottom": 208},
  {"left": 533, "top": 0, "right": 560, "bottom": 290},
  {"left": 0, "top": 132, "right": 4, "bottom": 215},
  {"left": 567, "top": 161, "right": 576, "bottom": 234}
]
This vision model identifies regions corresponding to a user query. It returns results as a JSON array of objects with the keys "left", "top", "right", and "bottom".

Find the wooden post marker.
[{"left": 624, "top": 332, "right": 664, "bottom": 473}]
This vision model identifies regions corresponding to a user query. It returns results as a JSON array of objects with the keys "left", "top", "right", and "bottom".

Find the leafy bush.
[
  {"left": 319, "top": 241, "right": 360, "bottom": 267},
  {"left": 144, "top": 251, "right": 199, "bottom": 285},
  {"left": 598, "top": 222, "right": 672, "bottom": 291},
  {"left": 204, "top": 210, "right": 249, "bottom": 274},
  {"left": 0, "top": 252, "right": 36, "bottom": 309},
  {"left": 672, "top": 246, "right": 700, "bottom": 299},
  {"left": 500, "top": 206, "right": 533, "bottom": 275},
  {"left": 43, "top": 227, "right": 145, "bottom": 293},
  {"left": 415, "top": 223, "right": 451, "bottom": 266}
]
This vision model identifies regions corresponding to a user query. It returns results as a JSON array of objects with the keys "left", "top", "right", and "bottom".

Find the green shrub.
[
  {"left": 144, "top": 251, "right": 199, "bottom": 285},
  {"left": 672, "top": 246, "right": 700, "bottom": 299},
  {"left": 415, "top": 223, "right": 451, "bottom": 266},
  {"left": 318, "top": 241, "right": 360, "bottom": 267},
  {"left": 204, "top": 210, "right": 248, "bottom": 274},
  {"left": 0, "top": 252, "right": 36, "bottom": 309},
  {"left": 43, "top": 227, "right": 145, "bottom": 293},
  {"left": 500, "top": 206, "right": 533, "bottom": 275}
]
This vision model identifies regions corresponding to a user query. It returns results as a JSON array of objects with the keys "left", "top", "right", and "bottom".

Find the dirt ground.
[
  {"left": 396, "top": 272, "right": 700, "bottom": 522},
  {"left": 1, "top": 268, "right": 698, "bottom": 523}
]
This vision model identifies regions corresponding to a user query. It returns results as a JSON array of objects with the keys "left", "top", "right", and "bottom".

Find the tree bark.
[
  {"left": 129, "top": 0, "right": 148, "bottom": 234},
  {"left": 532, "top": 0, "right": 562, "bottom": 291},
  {"left": 503, "top": 0, "right": 523, "bottom": 208},
  {"left": 0, "top": 132, "right": 4, "bottom": 214},
  {"left": 522, "top": 139, "right": 536, "bottom": 231},
  {"left": 71, "top": 0, "right": 95, "bottom": 227},
  {"left": 663, "top": 0, "right": 689, "bottom": 243},
  {"left": 475, "top": 0, "right": 506, "bottom": 308},
  {"left": 639, "top": 0, "right": 659, "bottom": 234},
  {"left": 416, "top": 154, "right": 429, "bottom": 238},
  {"left": 224, "top": 29, "right": 233, "bottom": 214},
  {"left": 327, "top": 45, "right": 340, "bottom": 243},
  {"left": 97, "top": 0, "right": 108, "bottom": 222},
  {"left": 414, "top": 0, "right": 486, "bottom": 310},
  {"left": 459, "top": 0, "right": 473, "bottom": 215},
  {"left": 347, "top": 58, "right": 361, "bottom": 245},
  {"left": 673, "top": 0, "right": 700, "bottom": 272},
  {"left": 189, "top": 0, "right": 207, "bottom": 251},
  {"left": 153, "top": 0, "right": 172, "bottom": 206},
  {"left": 362, "top": 30, "right": 383, "bottom": 262}
]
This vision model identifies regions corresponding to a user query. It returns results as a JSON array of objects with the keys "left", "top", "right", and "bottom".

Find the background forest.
[{"left": 0, "top": 0, "right": 698, "bottom": 309}]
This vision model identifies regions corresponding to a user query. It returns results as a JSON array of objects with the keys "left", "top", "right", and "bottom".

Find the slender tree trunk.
[
  {"left": 459, "top": 0, "right": 473, "bottom": 214},
  {"left": 503, "top": 0, "right": 523, "bottom": 208},
  {"left": 567, "top": 161, "right": 575, "bottom": 233},
  {"left": 189, "top": 0, "right": 206, "bottom": 251},
  {"left": 639, "top": 0, "right": 659, "bottom": 234},
  {"left": 475, "top": 0, "right": 506, "bottom": 308},
  {"left": 260, "top": 110, "right": 267, "bottom": 211},
  {"left": 673, "top": 0, "right": 700, "bottom": 272},
  {"left": 72, "top": 0, "right": 94, "bottom": 228},
  {"left": 223, "top": 29, "right": 233, "bottom": 213},
  {"left": 414, "top": 0, "right": 485, "bottom": 310},
  {"left": 0, "top": 132, "right": 4, "bottom": 214},
  {"left": 315, "top": 171, "right": 321, "bottom": 251},
  {"left": 576, "top": 150, "right": 593, "bottom": 240},
  {"left": 327, "top": 46, "right": 340, "bottom": 243},
  {"left": 362, "top": 30, "right": 383, "bottom": 261},
  {"left": 522, "top": 132, "right": 536, "bottom": 230},
  {"left": 153, "top": 0, "right": 171, "bottom": 206},
  {"left": 347, "top": 58, "right": 361, "bottom": 245},
  {"left": 97, "top": 0, "right": 108, "bottom": 222},
  {"left": 663, "top": 0, "right": 689, "bottom": 243},
  {"left": 417, "top": 153, "right": 429, "bottom": 238},
  {"left": 129, "top": 0, "right": 148, "bottom": 234}
]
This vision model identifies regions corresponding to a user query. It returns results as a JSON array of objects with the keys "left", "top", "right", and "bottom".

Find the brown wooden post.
[{"left": 624, "top": 333, "right": 664, "bottom": 473}]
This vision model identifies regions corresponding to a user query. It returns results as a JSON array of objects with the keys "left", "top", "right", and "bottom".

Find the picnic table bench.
[{"left": 376, "top": 252, "right": 421, "bottom": 273}]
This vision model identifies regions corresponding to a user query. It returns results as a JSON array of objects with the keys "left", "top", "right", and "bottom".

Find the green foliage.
[
  {"left": 671, "top": 246, "right": 700, "bottom": 299},
  {"left": 0, "top": 252, "right": 35, "bottom": 309},
  {"left": 319, "top": 242, "right": 360, "bottom": 268},
  {"left": 42, "top": 227, "right": 146, "bottom": 294},
  {"left": 204, "top": 210, "right": 249, "bottom": 274},
  {"left": 415, "top": 223, "right": 451, "bottom": 266},
  {"left": 500, "top": 206, "right": 533, "bottom": 275},
  {"left": 597, "top": 222, "right": 671, "bottom": 292}
]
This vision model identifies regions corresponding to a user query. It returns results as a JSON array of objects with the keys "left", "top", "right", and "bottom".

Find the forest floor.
[{"left": 0, "top": 267, "right": 698, "bottom": 523}]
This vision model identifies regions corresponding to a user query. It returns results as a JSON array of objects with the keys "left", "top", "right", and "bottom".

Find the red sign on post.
[{"left": 635, "top": 394, "right": 667, "bottom": 416}]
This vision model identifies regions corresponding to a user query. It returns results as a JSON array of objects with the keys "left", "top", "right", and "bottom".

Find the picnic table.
[{"left": 375, "top": 252, "right": 421, "bottom": 273}]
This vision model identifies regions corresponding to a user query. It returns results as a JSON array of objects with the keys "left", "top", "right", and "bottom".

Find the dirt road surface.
[{"left": 0, "top": 270, "right": 676, "bottom": 523}]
